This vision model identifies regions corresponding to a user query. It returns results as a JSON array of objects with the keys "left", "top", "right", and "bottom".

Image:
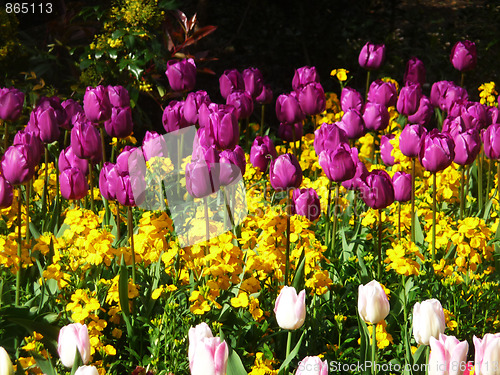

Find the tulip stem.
[
  {"left": 486, "top": 158, "right": 491, "bottom": 202},
  {"left": 128, "top": 206, "right": 136, "bottom": 284},
  {"left": 460, "top": 166, "right": 465, "bottom": 220},
  {"left": 223, "top": 187, "right": 235, "bottom": 230},
  {"left": 260, "top": 104, "right": 265, "bottom": 136},
  {"left": 42, "top": 147, "right": 49, "bottom": 217},
  {"left": 371, "top": 323, "right": 377, "bottom": 375},
  {"left": 497, "top": 161, "right": 500, "bottom": 204},
  {"left": 326, "top": 181, "right": 332, "bottom": 251},
  {"left": 478, "top": 151, "right": 483, "bottom": 209},
  {"left": 410, "top": 157, "right": 416, "bottom": 243},
  {"left": 2, "top": 119, "right": 7, "bottom": 151},
  {"left": 397, "top": 201, "right": 401, "bottom": 241},
  {"left": 26, "top": 184, "right": 30, "bottom": 245},
  {"left": 460, "top": 72, "right": 465, "bottom": 88},
  {"left": 365, "top": 71, "right": 371, "bottom": 100},
  {"left": 331, "top": 183, "right": 339, "bottom": 253},
  {"left": 116, "top": 203, "right": 121, "bottom": 241},
  {"left": 432, "top": 172, "right": 437, "bottom": 262},
  {"left": 291, "top": 126, "right": 297, "bottom": 159},
  {"left": 204, "top": 197, "right": 210, "bottom": 245},
  {"left": 100, "top": 127, "right": 107, "bottom": 165},
  {"left": 285, "top": 190, "right": 291, "bottom": 286},
  {"left": 285, "top": 330, "right": 292, "bottom": 375},
  {"left": 15, "top": 186, "right": 22, "bottom": 306},
  {"left": 89, "top": 162, "right": 95, "bottom": 213},
  {"left": 377, "top": 209, "right": 382, "bottom": 280}
]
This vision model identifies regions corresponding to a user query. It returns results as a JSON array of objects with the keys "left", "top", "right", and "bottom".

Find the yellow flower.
[
  {"left": 231, "top": 293, "right": 249, "bottom": 308},
  {"left": 330, "top": 68, "right": 349, "bottom": 82}
]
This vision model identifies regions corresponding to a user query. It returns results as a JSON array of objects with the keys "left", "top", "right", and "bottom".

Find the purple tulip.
[
  {"left": 292, "top": 188, "right": 321, "bottom": 221},
  {"left": 313, "top": 122, "right": 348, "bottom": 155},
  {"left": 367, "top": 79, "right": 397, "bottom": 107},
  {"left": 165, "top": 58, "right": 196, "bottom": 92},
  {"left": 226, "top": 90, "right": 254, "bottom": 120},
  {"left": 419, "top": 129, "right": 455, "bottom": 173},
  {"left": 450, "top": 40, "right": 477, "bottom": 72},
  {"left": 184, "top": 90, "right": 211, "bottom": 125},
  {"left": 60, "top": 167, "right": 88, "bottom": 200},
  {"left": 292, "top": 66, "right": 320, "bottom": 92},
  {"left": 61, "top": 99, "right": 84, "bottom": 129},
  {"left": 443, "top": 85, "right": 469, "bottom": 113},
  {"left": 487, "top": 107, "right": 499, "bottom": 127},
  {"left": 0, "top": 87, "right": 24, "bottom": 121},
  {"left": 113, "top": 173, "right": 139, "bottom": 206},
  {"left": 162, "top": 100, "right": 188, "bottom": 133},
  {"left": 407, "top": 95, "right": 433, "bottom": 126},
  {"left": 219, "top": 69, "right": 244, "bottom": 99},
  {"left": 186, "top": 146, "right": 220, "bottom": 198},
  {"left": 13, "top": 130, "right": 42, "bottom": 165},
  {"left": 70, "top": 121, "right": 102, "bottom": 164},
  {"left": 209, "top": 105, "right": 239, "bottom": 150},
  {"left": 0, "top": 175, "right": 13, "bottom": 208},
  {"left": 358, "top": 42, "right": 386, "bottom": 70},
  {"left": 397, "top": 82, "right": 422, "bottom": 116},
  {"left": 219, "top": 145, "right": 246, "bottom": 186},
  {"left": 399, "top": 124, "right": 427, "bottom": 158},
  {"left": 453, "top": 128, "right": 481, "bottom": 166},
  {"left": 363, "top": 102, "right": 389, "bottom": 132},
  {"left": 340, "top": 87, "right": 364, "bottom": 113},
  {"left": 337, "top": 109, "right": 365, "bottom": 140},
  {"left": 99, "top": 162, "right": 117, "bottom": 200},
  {"left": 380, "top": 133, "right": 395, "bottom": 166},
  {"left": 277, "top": 122, "right": 303, "bottom": 143},
  {"left": 342, "top": 148, "right": 368, "bottom": 191},
  {"left": 275, "top": 92, "right": 305, "bottom": 124},
  {"left": 269, "top": 153, "right": 303, "bottom": 191},
  {"left": 37, "top": 96, "right": 67, "bottom": 128},
  {"left": 194, "top": 126, "right": 216, "bottom": 152},
  {"left": 142, "top": 131, "right": 168, "bottom": 161},
  {"left": 27, "top": 105, "right": 60, "bottom": 143},
  {"left": 442, "top": 116, "right": 466, "bottom": 140},
  {"left": 1, "top": 144, "right": 35, "bottom": 186},
  {"left": 430, "top": 81, "right": 455, "bottom": 111},
  {"left": 404, "top": 57, "right": 426, "bottom": 86},
  {"left": 319, "top": 143, "right": 356, "bottom": 182},
  {"left": 392, "top": 171, "right": 411, "bottom": 202},
  {"left": 59, "top": 146, "right": 89, "bottom": 175},
  {"left": 256, "top": 84, "right": 273, "bottom": 105},
  {"left": 115, "top": 146, "right": 137, "bottom": 175},
  {"left": 242, "top": 67, "right": 264, "bottom": 99},
  {"left": 249, "top": 135, "right": 277, "bottom": 171},
  {"left": 83, "top": 86, "right": 112, "bottom": 124},
  {"left": 104, "top": 106, "right": 133, "bottom": 138},
  {"left": 198, "top": 102, "right": 222, "bottom": 129},
  {"left": 297, "top": 82, "right": 326, "bottom": 116},
  {"left": 107, "top": 85, "right": 130, "bottom": 108},
  {"left": 359, "top": 169, "right": 395, "bottom": 209},
  {"left": 453, "top": 101, "right": 488, "bottom": 130},
  {"left": 483, "top": 123, "right": 500, "bottom": 160}
]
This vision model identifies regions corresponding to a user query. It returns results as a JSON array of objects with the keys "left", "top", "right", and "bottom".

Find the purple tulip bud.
[
  {"left": 198, "top": 102, "right": 222, "bottom": 129},
  {"left": 319, "top": 143, "right": 356, "bottom": 182},
  {"left": 442, "top": 116, "right": 466, "bottom": 140},
  {"left": 313, "top": 122, "right": 348, "bottom": 156},
  {"left": 292, "top": 66, "right": 320, "bottom": 92},
  {"left": 226, "top": 90, "right": 254, "bottom": 120},
  {"left": 249, "top": 135, "right": 277, "bottom": 171},
  {"left": 186, "top": 146, "right": 220, "bottom": 198},
  {"left": 38, "top": 96, "right": 67, "bottom": 128},
  {"left": 162, "top": 100, "right": 188, "bottom": 133},
  {"left": 419, "top": 129, "right": 455, "bottom": 173},
  {"left": 430, "top": 81, "right": 454, "bottom": 111},
  {"left": 455, "top": 101, "right": 488, "bottom": 130},
  {"left": 399, "top": 124, "right": 427, "bottom": 158},
  {"left": 297, "top": 82, "right": 326, "bottom": 116},
  {"left": 292, "top": 188, "right": 321, "bottom": 221},
  {"left": 27, "top": 105, "right": 60, "bottom": 143},
  {"left": 256, "top": 84, "right": 273, "bottom": 105},
  {"left": 242, "top": 67, "right": 264, "bottom": 99},
  {"left": 70, "top": 121, "right": 102, "bottom": 164},
  {"left": 404, "top": 57, "right": 426, "bottom": 86},
  {"left": 59, "top": 146, "right": 89, "bottom": 175},
  {"left": 392, "top": 171, "right": 411, "bottom": 202},
  {"left": 380, "top": 134, "right": 395, "bottom": 166},
  {"left": 116, "top": 146, "right": 137, "bottom": 175},
  {"left": 61, "top": 99, "right": 84, "bottom": 129},
  {"left": 83, "top": 86, "right": 112, "bottom": 124},
  {"left": 184, "top": 90, "right": 211, "bottom": 125},
  {"left": 277, "top": 122, "right": 303, "bottom": 143},
  {"left": 1, "top": 144, "right": 36, "bottom": 186},
  {"left": 407, "top": 95, "right": 433, "bottom": 126},
  {"left": 13, "top": 130, "right": 42, "bottom": 165},
  {"left": 337, "top": 109, "right": 366, "bottom": 139},
  {"left": 450, "top": 40, "right": 477, "bottom": 72},
  {"left": 342, "top": 148, "right": 368, "bottom": 191},
  {"left": 107, "top": 85, "right": 130, "bottom": 108},
  {"left": 0, "top": 175, "right": 13, "bottom": 208},
  {"left": 99, "top": 162, "right": 117, "bottom": 200},
  {"left": 453, "top": 128, "right": 481, "bottom": 166},
  {"left": 219, "top": 69, "right": 244, "bottom": 99},
  {"left": 209, "top": 105, "right": 239, "bottom": 150},
  {"left": 60, "top": 167, "right": 88, "bottom": 200},
  {"left": 113, "top": 173, "right": 139, "bottom": 206},
  {"left": 483, "top": 123, "right": 500, "bottom": 160},
  {"left": 219, "top": 145, "right": 246, "bottom": 186},
  {"left": 358, "top": 42, "right": 386, "bottom": 70},
  {"left": 142, "top": 131, "right": 168, "bottom": 161},
  {"left": 0, "top": 87, "right": 24, "bottom": 121},
  {"left": 165, "top": 58, "right": 196, "bottom": 92},
  {"left": 359, "top": 169, "right": 395, "bottom": 209},
  {"left": 269, "top": 153, "right": 303, "bottom": 191},
  {"left": 340, "top": 87, "right": 364, "bottom": 113},
  {"left": 275, "top": 92, "right": 305, "bottom": 124},
  {"left": 363, "top": 102, "right": 389, "bottom": 132},
  {"left": 397, "top": 82, "right": 423, "bottom": 116},
  {"left": 367, "top": 80, "right": 397, "bottom": 107},
  {"left": 443, "top": 85, "right": 469, "bottom": 113},
  {"left": 194, "top": 126, "right": 216, "bottom": 152},
  {"left": 104, "top": 106, "right": 133, "bottom": 138}
]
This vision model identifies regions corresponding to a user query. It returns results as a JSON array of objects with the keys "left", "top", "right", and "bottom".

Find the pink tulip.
[
  {"left": 358, "top": 280, "right": 390, "bottom": 324},
  {"left": 428, "top": 334, "right": 469, "bottom": 375},
  {"left": 413, "top": 299, "right": 446, "bottom": 345},
  {"left": 473, "top": 333, "right": 500, "bottom": 375},
  {"left": 189, "top": 336, "right": 228, "bottom": 375},
  {"left": 274, "top": 286, "right": 306, "bottom": 330},
  {"left": 296, "top": 356, "right": 328, "bottom": 375},
  {"left": 57, "top": 323, "right": 91, "bottom": 368}
]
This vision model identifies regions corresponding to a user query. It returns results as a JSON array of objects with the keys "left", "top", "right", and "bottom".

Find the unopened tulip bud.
[
  {"left": 57, "top": 323, "right": 91, "bottom": 368},
  {"left": 274, "top": 286, "right": 306, "bottom": 330},
  {"left": 358, "top": 280, "right": 390, "bottom": 324},
  {"left": 412, "top": 299, "right": 446, "bottom": 345}
]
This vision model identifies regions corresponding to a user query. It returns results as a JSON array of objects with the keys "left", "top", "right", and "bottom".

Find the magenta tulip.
[
  {"left": 380, "top": 133, "right": 395, "bottom": 166},
  {"left": 297, "top": 82, "right": 326, "bottom": 116},
  {"left": 162, "top": 100, "right": 188, "bottom": 133},
  {"left": 277, "top": 122, "right": 303, "bottom": 143},
  {"left": 165, "top": 58, "right": 196, "bottom": 92},
  {"left": 83, "top": 86, "right": 112, "bottom": 123},
  {"left": 292, "top": 188, "right": 321, "bottom": 221},
  {"left": 99, "top": 162, "right": 117, "bottom": 200},
  {"left": 104, "top": 106, "right": 133, "bottom": 138},
  {"left": 358, "top": 42, "right": 386, "bottom": 70},
  {"left": 453, "top": 128, "right": 481, "bottom": 166},
  {"left": 249, "top": 135, "right": 277, "bottom": 171},
  {"left": 359, "top": 169, "right": 395, "bottom": 209},
  {"left": 209, "top": 105, "right": 239, "bottom": 150},
  {"left": 256, "top": 84, "right": 273, "bottom": 105},
  {"left": 292, "top": 66, "right": 319, "bottom": 92},
  {"left": 107, "top": 85, "right": 130, "bottom": 108},
  {"left": 142, "top": 131, "right": 168, "bottom": 161},
  {"left": 13, "top": 130, "right": 42, "bottom": 165},
  {"left": 219, "top": 145, "right": 246, "bottom": 186},
  {"left": 70, "top": 121, "right": 102, "bottom": 163},
  {"left": 483, "top": 123, "right": 500, "bottom": 160},
  {"left": 397, "top": 82, "right": 423, "bottom": 116},
  {"left": 342, "top": 148, "right": 368, "bottom": 191},
  {"left": 61, "top": 99, "right": 84, "bottom": 129},
  {"left": 450, "top": 40, "right": 477, "bottom": 72},
  {"left": 184, "top": 90, "right": 211, "bottom": 125},
  {"left": 27, "top": 105, "right": 60, "bottom": 143},
  {"left": 0, "top": 175, "right": 13, "bottom": 208},
  {"left": 1, "top": 144, "right": 35, "bottom": 186},
  {"left": 363, "top": 102, "right": 389, "bottom": 132},
  {"left": 399, "top": 124, "right": 427, "bottom": 158},
  {"left": 275, "top": 92, "right": 305, "bottom": 124},
  {"left": 186, "top": 147, "right": 220, "bottom": 198},
  {"left": 226, "top": 90, "right": 254, "bottom": 120},
  {"left": 60, "top": 167, "right": 89, "bottom": 200},
  {"left": 313, "top": 122, "right": 348, "bottom": 156},
  {"left": 367, "top": 79, "right": 397, "bottom": 107},
  {"left": 269, "top": 153, "right": 302, "bottom": 191},
  {"left": 419, "top": 129, "right": 455, "bottom": 173},
  {"left": 219, "top": 69, "right": 244, "bottom": 99},
  {"left": 392, "top": 171, "right": 411, "bottom": 202},
  {"left": 407, "top": 95, "right": 434, "bottom": 126},
  {"left": 404, "top": 57, "right": 426, "bottom": 86},
  {"left": 242, "top": 67, "right": 264, "bottom": 99},
  {"left": 318, "top": 143, "right": 356, "bottom": 182},
  {"left": 0, "top": 87, "right": 24, "bottom": 121},
  {"left": 59, "top": 146, "right": 89, "bottom": 175},
  {"left": 337, "top": 109, "right": 366, "bottom": 140},
  {"left": 340, "top": 87, "right": 364, "bottom": 113}
]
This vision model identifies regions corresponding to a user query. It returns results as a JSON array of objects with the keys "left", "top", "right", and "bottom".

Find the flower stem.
[
  {"left": 89, "top": 162, "right": 95, "bottom": 212},
  {"left": 127, "top": 206, "right": 136, "bottom": 284},
  {"left": 260, "top": 104, "right": 265, "bottom": 136},
  {"left": 2, "top": 119, "right": 7, "bottom": 151},
  {"left": 398, "top": 201, "right": 401, "bottom": 241},
  {"left": 460, "top": 166, "right": 465, "bottom": 219},
  {"left": 42, "top": 147, "right": 49, "bottom": 217},
  {"left": 15, "top": 186, "right": 22, "bottom": 306},
  {"left": 285, "top": 330, "right": 292, "bottom": 375},
  {"left": 331, "top": 183, "right": 339, "bottom": 253},
  {"left": 377, "top": 209, "right": 382, "bottom": 280},
  {"left": 326, "top": 181, "right": 332, "bottom": 251},
  {"left": 285, "top": 190, "right": 291, "bottom": 286},
  {"left": 478, "top": 151, "right": 483, "bottom": 208},
  {"left": 365, "top": 70, "right": 371, "bottom": 100},
  {"left": 100, "top": 126, "right": 106, "bottom": 165},
  {"left": 411, "top": 157, "right": 416, "bottom": 243},
  {"left": 432, "top": 172, "right": 437, "bottom": 262},
  {"left": 487, "top": 158, "right": 492, "bottom": 202},
  {"left": 371, "top": 323, "right": 377, "bottom": 375}
]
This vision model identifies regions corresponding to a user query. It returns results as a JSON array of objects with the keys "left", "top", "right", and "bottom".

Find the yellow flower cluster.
[
  {"left": 478, "top": 81, "right": 498, "bottom": 106},
  {"left": 249, "top": 352, "right": 278, "bottom": 375},
  {"left": 384, "top": 239, "right": 424, "bottom": 276},
  {"left": 330, "top": 69, "right": 349, "bottom": 82},
  {"left": 315, "top": 92, "right": 343, "bottom": 125}
]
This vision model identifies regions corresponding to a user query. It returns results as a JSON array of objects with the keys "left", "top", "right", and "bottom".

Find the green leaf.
[
  {"left": 70, "top": 348, "right": 83, "bottom": 375},
  {"left": 412, "top": 344, "right": 428, "bottom": 366},
  {"left": 277, "top": 330, "right": 306, "bottom": 375},
  {"left": 32, "top": 352, "right": 57, "bottom": 375},
  {"left": 291, "top": 248, "right": 305, "bottom": 292},
  {"left": 119, "top": 256, "right": 134, "bottom": 338},
  {"left": 226, "top": 346, "right": 248, "bottom": 375},
  {"left": 356, "top": 247, "right": 369, "bottom": 280},
  {"left": 356, "top": 311, "right": 371, "bottom": 375},
  {"left": 414, "top": 210, "right": 424, "bottom": 245}
]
